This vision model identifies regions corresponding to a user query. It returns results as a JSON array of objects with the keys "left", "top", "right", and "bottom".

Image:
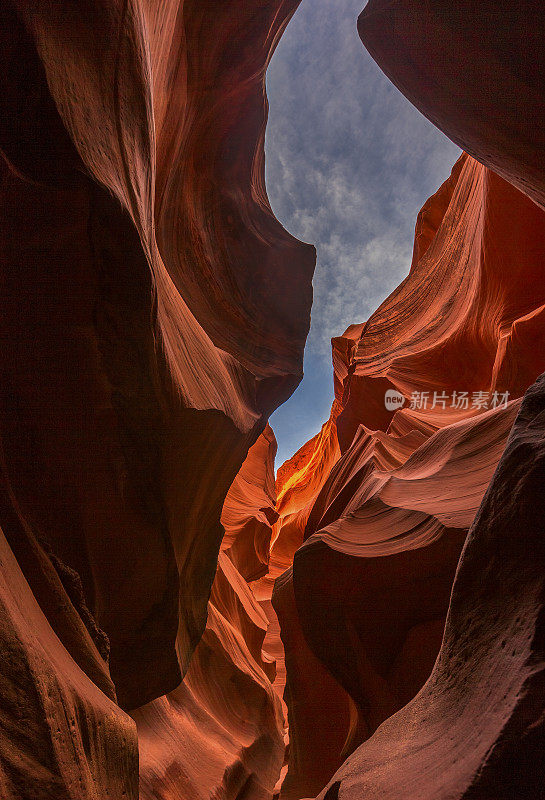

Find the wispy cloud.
[{"left": 265, "top": 0, "right": 460, "bottom": 465}]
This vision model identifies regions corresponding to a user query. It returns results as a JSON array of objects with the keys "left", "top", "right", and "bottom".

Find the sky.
[{"left": 265, "top": 0, "right": 460, "bottom": 468}]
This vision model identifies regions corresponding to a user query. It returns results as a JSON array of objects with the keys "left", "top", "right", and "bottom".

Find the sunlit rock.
[
  {"left": 317, "top": 372, "right": 545, "bottom": 799},
  {"left": 276, "top": 153, "right": 545, "bottom": 798},
  {"left": 221, "top": 425, "right": 279, "bottom": 583},
  {"left": 133, "top": 553, "right": 284, "bottom": 800}
]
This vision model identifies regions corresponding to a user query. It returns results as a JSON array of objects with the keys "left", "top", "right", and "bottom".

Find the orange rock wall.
[
  {"left": 0, "top": 1, "right": 312, "bottom": 796},
  {"left": 274, "top": 152, "right": 545, "bottom": 799},
  {"left": 3, "top": 2, "right": 545, "bottom": 800}
]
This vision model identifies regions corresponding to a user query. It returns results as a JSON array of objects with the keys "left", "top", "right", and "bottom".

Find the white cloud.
[{"left": 265, "top": 0, "right": 460, "bottom": 464}]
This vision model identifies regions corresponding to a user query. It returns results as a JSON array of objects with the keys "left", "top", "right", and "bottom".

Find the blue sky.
[{"left": 265, "top": 0, "right": 460, "bottom": 467}]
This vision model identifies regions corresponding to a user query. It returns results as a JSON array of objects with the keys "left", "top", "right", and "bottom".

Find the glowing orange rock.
[
  {"left": 293, "top": 403, "right": 517, "bottom": 746},
  {"left": 317, "top": 373, "right": 545, "bottom": 799},
  {"left": 248, "top": 405, "right": 341, "bottom": 734},
  {"left": 277, "top": 153, "right": 545, "bottom": 799},
  {"left": 221, "top": 424, "right": 279, "bottom": 582},
  {"left": 336, "top": 154, "right": 545, "bottom": 451},
  {"left": 133, "top": 428, "right": 287, "bottom": 799},
  {"left": 133, "top": 553, "right": 284, "bottom": 800}
]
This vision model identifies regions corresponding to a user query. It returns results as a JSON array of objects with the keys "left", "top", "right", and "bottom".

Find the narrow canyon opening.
[
  {"left": 222, "top": 1, "right": 469, "bottom": 796},
  {"left": 215, "top": 4, "right": 545, "bottom": 799},
  {"left": 2, "top": 3, "right": 545, "bottom": 800}
]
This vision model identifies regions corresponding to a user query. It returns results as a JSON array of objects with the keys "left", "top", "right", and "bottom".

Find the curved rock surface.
[
  {"left": 335, "top": 154, "right": 545, "bottom": 452},
  {"left": 3, "top": 2, "right": 545, "bottom": 799},
  {"left": 0, "top": 0, "right": 312, "bottom": 795},
  {"left": 221, "top": 424, "right": 279, "bottom": 583},
  {"left": 317, "top": 372, "right": 545, "bottom": 800},
  {"left": 133, "top": 553, "right": 284, "bottom": 800},
  {"left": 130, "top": 432, "right": 286, "bottom": 800},
  {"left": 0, "top": 521, "right": 138, "bottom": 799},
  {"left": 358, "top": 1, "right": 545, "bottom": 211},
  {"left": 276, "top": 152, "right": 545, "bottom": 799}
]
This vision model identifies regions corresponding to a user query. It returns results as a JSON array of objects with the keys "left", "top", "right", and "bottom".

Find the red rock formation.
[
  {"left": 3, "top": 2, "right": 545, "bottom": 799},
  {"left": 272, "top": 569, "right": 352, "bottom": 800},
  {"left": 0, "top": 0, "right": 312, "bottom": 795},
  {"left": 358, "top": 1, "right": 545, "bottom": 211},
  {"left": 317, "top": 372, "right": 545, "bottom": 800},
  {"left": 221, "top": 424, "right": 279, "bottom": 583},
  {"left": 131, "top": 430, "right": 285, "bottom": 800},
  {"left": 292, "top": 404, "right": 515, "bottom": 744},
  {"left": 274, "top": 403, "right": 341, "bottom": 565},
  {"left": 248, "top": 407, "right": 344, "bottom": 799},
  {"left": 276, "top": 153, "right": 545, "bottom": 799},
  {"left": 248, "top": 404, "right": 341, "bottom": 740},
  {"left": 335, "top": 154, "right": 545, "bottom": 452},
  {"left": 0, "top": 521, "right": 138, "bottom": 799},
  {"left": 297, "top": 11, "right": 545, "bottom": 797},
  {"left": 133, "top": 553, "right": 284, "bottom": 800}
]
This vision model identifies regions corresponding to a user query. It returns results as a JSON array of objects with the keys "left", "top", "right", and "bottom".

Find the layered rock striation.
[
  {"left": 271, "top": 5, "right": 545, "bottom": 798},
  {"left": 3, "top": 1, "right": 545, "bottom": 800},
  {"left": 317, "top": 371, "right": 545, "bottom": 800},
  {"left": 0, "top": 1, "right": 313, "bottom": 797},
  {"left": 274, "top": 152, "right": 545, "bottom": 798}
]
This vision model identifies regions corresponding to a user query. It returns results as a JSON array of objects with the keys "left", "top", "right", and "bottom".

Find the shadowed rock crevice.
[
  {"left": 2, "top": 1, "right": 545, "bottom": 799},
  {"left": 316, "top": 374, "right": 545, "bottom": 799},
  {"left": 0, "top": 0, "right": 313, "bottom": 796}
]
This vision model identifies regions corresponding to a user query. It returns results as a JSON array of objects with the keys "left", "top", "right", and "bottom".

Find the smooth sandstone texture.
[
  {"left": 0, "top": 0, "right": 312, "bottom": 796},
  {"left": 334, "top": 154, "right": 545, "bottom": 453},
  {"left": 358, "top": 1, "right": 545, "bottom": 211},
  {"left": 132, "top": 432, "right": 285, "bottom": 800},
  {"left": 3, "top": 2, "right": 545, "bottom": 800},
  {"left": 316, "top": 373, "right": 545, "bottom": 800},
  {"left": 0, "top": 522, "right": 138, "bottom": 800},
  {"left": 300, "top": 10, "right": 545, "bottom": 797},
  {"left": 133, "top": 553, "right": 284, "bottom": 800},
  {"left": 275, "top": 153, "right": 545, "bottom": 799},
  {"left": 221, "top": 424, "right": 279, "bottom": 583}
]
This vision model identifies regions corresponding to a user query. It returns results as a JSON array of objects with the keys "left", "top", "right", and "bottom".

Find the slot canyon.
[{"left": 1, "top": 2, "right": 545, "bottom": 799}]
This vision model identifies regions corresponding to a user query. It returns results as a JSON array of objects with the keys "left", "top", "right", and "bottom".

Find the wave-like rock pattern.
[
  {"left": 317, "top": 372, "right": 545, "bottom": 800},
  {"left": 221, "top": 424, "right": 279, "bottom": 583},
  {"left": 133, "top": 553, "right": 284, "bottom": 800},
  {"left": 133, "top": 427, "right": 285, "bottom": 800},
  {"left": 0, "top": 0, "right": 312, "bottom": 796},
  {"left": 303, "top": 10, "right": 545, "bottom": 797},
  {"left": 275, "top": 152, "right": 545, "bottom": 799},
  {"left": 3, "top": 1, "right": 545, "bottom": 799}
]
